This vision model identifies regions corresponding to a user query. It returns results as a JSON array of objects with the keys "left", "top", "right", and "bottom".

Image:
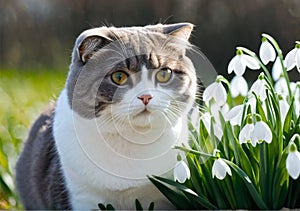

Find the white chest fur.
[{"left": 53, "top": 89, "right": 189, "bottom": 209}]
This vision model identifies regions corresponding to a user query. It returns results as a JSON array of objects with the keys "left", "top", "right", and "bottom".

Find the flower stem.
[{"left": 174, "top": 146, "right": 215, "bottom": 158}]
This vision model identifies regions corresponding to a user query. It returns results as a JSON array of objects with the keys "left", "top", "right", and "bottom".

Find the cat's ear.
[
  {"left": 75, "top": 28, "right": 114, "bottom": 63},
  {"left": 162, "top": 23, "right": 194, "bottom": 41}
]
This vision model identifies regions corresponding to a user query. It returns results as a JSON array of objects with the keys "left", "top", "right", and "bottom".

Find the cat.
[{"left": 15, "top": 22, "right": 197, "bottom": 210}]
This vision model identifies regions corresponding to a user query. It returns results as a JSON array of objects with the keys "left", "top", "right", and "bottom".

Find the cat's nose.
[{"left": 138, "top": 94, "right": 153, "bottom": 106}]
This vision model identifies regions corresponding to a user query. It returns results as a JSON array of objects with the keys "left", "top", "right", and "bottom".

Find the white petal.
[
  {"left": 272, "top": 56, "right": 283, "bottom": 81},
  {"left": 247, "top": 94, "right": 257, "bottom": 113},
  {"left": 203, "top": 82, "right": 217, "bottom": 103},
  {"left": 243, "top": 55, "right": 260, "bottom": 70},
  {"left": 225, "top": 105, "right": 244, "bottom": 126},
  {"left": 202, "top": 112, "right": 211, "bottom": 134},
  {"left": 228, "top": 56, "right": 238, "bottom": 74},
  {"left": 234, "top": 56, "right": 246, "bottom": 76},
  {"left": 285, "top": 48, "right": 297, "bottom": 71},
  {"left": 274, "top": 77, "right": 289, "bottom": 97},
  {"left": 190, "top": 106, "right": 200, "bottom": 129},
  {"left": 174, "top": 160, "right": 191, "bottom": 183},
  {"left": 286, "top": 151, "right": 300, "bottom": 180},
  {"left": 290, "top": 82, "right": 297, "bottom": 92},
  {"left": 212, "top": 159, "right": 231, "bottom": 180},
  {"left": 213, "top": 123, "right": 224, "bottom": 140},
  {"left": 230, "top": 76, "right": 248, "bottom": 97},
  {"left": 214, "top": 82, "right": 227, "bottom": 107},
  {"left": 296, "top": 49, "right": 300, "bottom": 72},
  {"left": 252, "top": 121, "right": 272, "bottom": 144},
  {"left": 238, "top": 123, "right": 254, "bottom": 145},
  {"left": 238, "top": 76, "right": 249, "bottom": 96},
  {"left": 279, "top": 99, "right": 289, "bottom": 123},
  {"left": 250, "top": 79, "right": 267, "bottom": 101},
  {"left": 230, "top": 76, "right": 240, "bottom": 98},
  {"left": 259, "top": 41, "right": 276, "bottom": 65}
]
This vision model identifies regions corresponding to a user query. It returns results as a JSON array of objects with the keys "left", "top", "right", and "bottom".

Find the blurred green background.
[{"left": 0, "top": 0, "right": 299, "bottom": 208}]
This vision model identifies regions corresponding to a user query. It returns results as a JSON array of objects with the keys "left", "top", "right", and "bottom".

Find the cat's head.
[{"left": 67, "top": 23, "right": 197, "bottom": 129}]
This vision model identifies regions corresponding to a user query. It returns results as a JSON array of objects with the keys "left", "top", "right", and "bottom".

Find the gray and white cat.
[{"left": 16, "top": 23, "right": 197, "bottom": 210}]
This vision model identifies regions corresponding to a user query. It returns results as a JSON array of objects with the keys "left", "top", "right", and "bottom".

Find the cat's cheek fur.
[{"left": 53, "top": 89, "right": 188, "bottom": 209}]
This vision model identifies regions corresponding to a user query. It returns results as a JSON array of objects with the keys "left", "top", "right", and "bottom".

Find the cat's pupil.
[{"left": 116, "top": 73, "right": 122, "bottom": 81}]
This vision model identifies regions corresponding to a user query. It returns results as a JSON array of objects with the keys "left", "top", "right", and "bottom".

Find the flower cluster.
[{"left": 152, "top": 34, "right": 300, "bottom": 210}]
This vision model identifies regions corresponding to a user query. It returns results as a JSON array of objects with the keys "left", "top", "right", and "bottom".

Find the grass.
[{"left": 0, "top": 70, "right": 66, "bottom": 209}]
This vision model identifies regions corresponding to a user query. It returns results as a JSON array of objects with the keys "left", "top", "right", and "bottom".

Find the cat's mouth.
[
  {"left": 132, "top": 108, "right": 152, "bottom": 118},
  {"left": 138, "top": 108, "right": 151, "bottom": 116}
]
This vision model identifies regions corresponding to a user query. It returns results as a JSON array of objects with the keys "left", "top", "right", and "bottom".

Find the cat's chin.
[{"left": 130, "top": 108, "right": 169, "bottom": 130}]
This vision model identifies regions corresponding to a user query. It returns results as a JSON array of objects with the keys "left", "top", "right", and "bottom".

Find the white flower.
[
  {"left": 285, "top": 44, "right": 300, "bottom": 72},
  {"left": 174, "top": 160, "right": 191, "bottom": 183},
  {"left": 230, "top": 76, "right": 248, "bottom": 98},
  {"left": 279, "top": 97, "right": 289, "bottom": 123},
  {"left": 251, "top": 121, "right": 272, "bottom": 145},
  {"left": 286, "top": 142, "right": 300, "bottom": 180},
  {"left": 203, "top": 81, "right": 227, "bottom": 107},
  {"left": 259, "top": 40, "right": 276, "bottom": 65},
  {"left": 238, "top": 122, "right": 255, "bottom": 146},
  {"left": 274, "top": 77, "right": 289, "bottom": 98},
  {"left": 250, "top": 76, "right": 267, "bottom": 101},
  {"left": 272, "top": 56, "right": 283, "bottom": 81},
  {"left": 225, "top": 105, "right": 244, "bottom": 126},
  {"left": 294, "top": 83, "right": 300, "bottom": 116},
  {"left": 228, "top": 54, "right": 260, "bottom": 76},
  {"left": 212, "top": 158, "right": 232, "bottom": 180},
  {"left": 201, "top": 112, "right": 224, "bottom": 140},
  {"left": 238, "top": 120, "right": 272, "bottom": 147},
  {"left": 247, "top": 93, "right": 257, "bottom": 113}
]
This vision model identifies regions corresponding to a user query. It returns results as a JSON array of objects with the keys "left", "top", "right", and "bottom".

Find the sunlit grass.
[{"left": 0, "top": 70, "right": 66, "bottom": 209}]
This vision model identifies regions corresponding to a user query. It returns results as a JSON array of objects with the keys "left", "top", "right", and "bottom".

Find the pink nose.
[{"left": 138, "top": 94, "right": 153, "bottom": 106}]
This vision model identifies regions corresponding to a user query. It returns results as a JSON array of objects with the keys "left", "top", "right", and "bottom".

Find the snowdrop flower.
[
  {"left": 272, "top": 56, "right": 283, "bottom": 81},
  {"left": 294, "top": 82, "right": 300, "bottom": 116},
  {"left": 201, "top": 112, "right": 224, "bottom": 140},
  {"left": 228, "top": 50, "right": 260, "bottom": 76},
  {"left": 212, "top": 158, "right": 232, "bottom": 180},
  {"left": 174, "top": 160, "right": 191, "bottom": 183},
  {"left": 286, "top": 137, "right": 300, "bottom": 180},
  {"left": 239, "top": 118, "right": 272, "bottom": 147},
  {"left": 252, "top": 120, "right": 272, "bottom": 145},
  {"left": 203, "top": 79, "right": 227, "bottom": 107},
  {"left": 274, "top": 77, "right": 289, "bottom": 98},
  {"left": 238, "top": 121, "right": 255, "bottom": 146},
  {"left": 250, "top": 73, "right": 267, "bottom": 101},
  {"left": 225, "top": 105, "right": 244, "bottom": 126},
  {"left": 230, "top": 76, "right": 248, "bottom": 98},
  {"left": 285, "top": 42, "right": 300, "bottom": 72},
  {"left": 259, "top": 38, "right": 276, "bottom": 65}
]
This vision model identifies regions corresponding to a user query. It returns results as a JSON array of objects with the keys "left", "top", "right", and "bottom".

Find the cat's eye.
[
  {"left": 111, "top": 71, "right": 128, "bottom": 85},
  {"left": 156, "top": 68, "right": 172, "bottom": 83}
]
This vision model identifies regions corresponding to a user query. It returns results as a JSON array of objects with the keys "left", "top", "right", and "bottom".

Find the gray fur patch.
[{"left": 16, "top": 103, "right": 71, "bottom": 209}]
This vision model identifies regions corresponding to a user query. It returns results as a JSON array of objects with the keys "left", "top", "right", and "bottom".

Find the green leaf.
[
  {"left": 272, "top": 147, "right": 289, "bottom": 209},
  {"left": 148, "top": 176, "right": 192, "bottom": 209},
  {"left": 224, "top": 160, "right": 268, "bottom": 209},
  {"left": 152, "top": 175, "right": 217, "bottom": 209},
  {"left": 283, "top": 98, "right": 295, "bottom": 137}
]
